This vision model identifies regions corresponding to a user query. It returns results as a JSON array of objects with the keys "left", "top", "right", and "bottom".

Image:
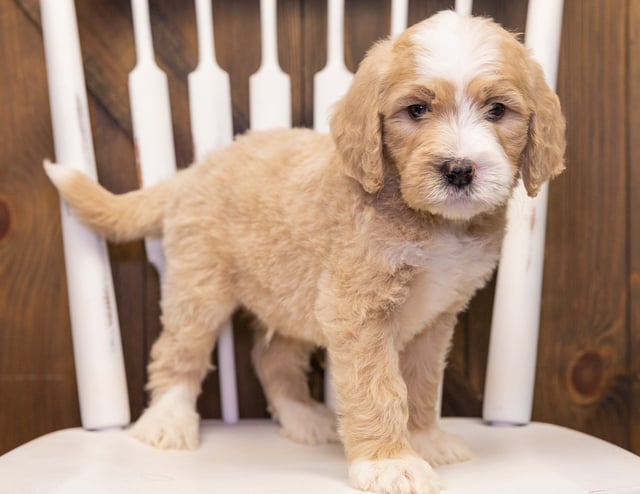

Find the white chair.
[{"left": 2, "top": 1, "right": 640, "bottom": 493}]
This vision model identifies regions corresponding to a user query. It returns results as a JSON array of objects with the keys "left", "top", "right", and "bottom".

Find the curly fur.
[{"left": 45, "top": 11, "right": 565, "bottom": 494}]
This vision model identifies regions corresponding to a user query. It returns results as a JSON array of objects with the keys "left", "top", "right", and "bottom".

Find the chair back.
[{"left": 40, "top": 0, "right": 564, "bottom": 430}]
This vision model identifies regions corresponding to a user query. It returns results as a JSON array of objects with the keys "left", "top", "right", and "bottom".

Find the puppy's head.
[{"left": 330, "top": 11, "right": 565, "bottom": 220}]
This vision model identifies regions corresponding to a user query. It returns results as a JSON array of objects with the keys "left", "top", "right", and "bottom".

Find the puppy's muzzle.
[{"left": 441, "top": 159, "right": 476, "bottom": 187}]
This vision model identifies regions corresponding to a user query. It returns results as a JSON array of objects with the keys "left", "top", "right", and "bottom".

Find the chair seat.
[{"left": 1, "top": 417, "right": 639, "bottom": 494}]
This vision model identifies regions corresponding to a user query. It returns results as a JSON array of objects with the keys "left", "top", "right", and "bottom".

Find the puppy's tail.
[{"left": 44, "top": 160, "right": 172, "bottom": 242}]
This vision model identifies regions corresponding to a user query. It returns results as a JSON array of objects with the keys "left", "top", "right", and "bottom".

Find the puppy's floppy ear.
[
  {"left": 330, "top": 40, "right": 391, "bottom": 194},
  {"left": 520, "top": 60, "right": 566, "bottom": 197}
]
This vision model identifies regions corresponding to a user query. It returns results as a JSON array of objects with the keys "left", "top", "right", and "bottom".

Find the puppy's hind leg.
[
  {"left": 130, "top": 254, "right": 237, "bottom": 450},
  {"left": 251, "top": 329, "right": 338, "bottom": 445}
]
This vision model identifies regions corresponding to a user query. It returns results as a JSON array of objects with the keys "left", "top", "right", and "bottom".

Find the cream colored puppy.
[{"left": 45, "top": 11, "right": 565, "bottom": 494}]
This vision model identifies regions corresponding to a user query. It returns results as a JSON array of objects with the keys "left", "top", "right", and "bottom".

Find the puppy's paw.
[
  {"left": 410, "top": 427, "right": 473, "bottom": 467},
  {"left": 129, "top": 387, "right": 200, "bottom": 450},
  {"left": 273, "top": 397, "right": 339, "bottom": 445},
  {"left": 349, "top": 455, "right": 441, "bottom": 494}
]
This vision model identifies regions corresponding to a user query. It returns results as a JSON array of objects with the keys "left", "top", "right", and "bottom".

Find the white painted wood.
[
  {"left": 483, "top": 0, "right": 564, "bottom": 425},
  {"left": 390, "top": 0, "right": 408, "bottom": 37},
  {"left": 454, "top": 0, "right": 473, "bottom": 16},
  {"left": 129, "top": 0, "right": 177, "bottom": 279},
  {"left": 189, "top": 0, "right": 233, "bottom": 155},
  {"left": 249, "top": 0, "right": 291, "bottom": 130},
  {"left": 40, "top": 0, "right": 130, "bottom": 430},
  {"left": 3, "top": 418, "right": 639, "bottom": 493},
  {"left": 312, "top": 0, "right": 353, "bottom": 410},
  {"left": 313, "top": 0, "right": 352, "bottom": 134},
  {"left": 188, "top": 0, "right": 239, "bottom": 425}
]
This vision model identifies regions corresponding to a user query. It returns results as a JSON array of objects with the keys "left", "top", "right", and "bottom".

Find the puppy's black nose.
[{"left": 441, "top": 159, "right": 476, "bottom": 187}]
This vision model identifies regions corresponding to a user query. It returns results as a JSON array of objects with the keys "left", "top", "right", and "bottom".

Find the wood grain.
[
  {"left": 213, "top": 0, "right": 261, "bottom": 134},
  {"left": 409, "top": 0, "right": 456, "bottom": 24},
  {"left": 344, "top": 0, "right": 389, "bottom": 71},
  {"left": 472, "top": 0, "right": 528, "bottom": 33},
  {"left": 300, "top": 0, "right": 327, "bottom": 127},
  {"left": 627, "top": 0, "right": 640, "bottom": 455},
  {"left": 537, "top": 0, "right": 630, "bottom": 447},
  {"left": 0, "top": 0, "right": 79, "bottom": 452}
]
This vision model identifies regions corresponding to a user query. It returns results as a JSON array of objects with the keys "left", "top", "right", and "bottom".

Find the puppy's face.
[{"left": 331, "top": 11, "right": 566, "bottom": 220}]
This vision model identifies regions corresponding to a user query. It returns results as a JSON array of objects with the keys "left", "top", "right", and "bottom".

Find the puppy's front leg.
[
  {"left": 401, "top": 313, "right": 472, "bottom": 467},
  {"left": 329, "top": 328, "right": 441, "bottom": 494},
  {"left": 320, "top": 273, "right": 441, "bottom": 494}
]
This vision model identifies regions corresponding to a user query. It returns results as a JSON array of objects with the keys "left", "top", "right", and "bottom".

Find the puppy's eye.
[
  {"left": 486, "top": 102, "right": 506, "bottom": 122},
  {"left": 407, "top": 104, "right": 429, "bottom": 120}
]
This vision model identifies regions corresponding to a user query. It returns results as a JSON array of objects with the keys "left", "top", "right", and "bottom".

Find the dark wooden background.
[{"left": 1, "top": 0, "right": 639, "bottom": 456}]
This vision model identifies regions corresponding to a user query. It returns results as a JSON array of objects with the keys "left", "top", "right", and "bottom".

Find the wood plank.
[
  {"left": 627, "top": 0, "right": 640, "bottom": 456},
  {"left": 18, "top": 0, "right": 135, "bottom": 139},
  {"left": 213, "top": 0, "right": 261, "bottom": 134},
  {"left": 344, "top": 0, "right": 389, "bottom": 71},
  {"left": 277, "top": 0, "right": 304, "bottom": 126},
  {"left": 0, "top": 0, "right": 79, "bottom": 453},
  {"left": 147, "top": 0, "right": 196, "bottom": 168},
  {"left": 537, "top": 0, "right": 630, "bottom": 448},
  {"left": 409, "top": 0, "right": 456, "bottom": 24},
  {"left": 471, "top": 0, "right": 528, "bottom": 32},
  {"left": 301, "top": 0, "right": 327, "bottom": 127}
]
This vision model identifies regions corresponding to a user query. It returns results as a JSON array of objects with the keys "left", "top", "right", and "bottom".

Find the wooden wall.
[{"left": 1, "top": 0, "right": 638, "bottom": 456}]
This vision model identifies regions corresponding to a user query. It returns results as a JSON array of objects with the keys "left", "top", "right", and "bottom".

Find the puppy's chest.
[{"left": 392, "top": 234, "right": 500, "bottom": 347}]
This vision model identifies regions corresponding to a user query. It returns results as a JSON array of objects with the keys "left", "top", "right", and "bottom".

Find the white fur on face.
[
  {"left": 406, "top": 11, "right": 520, "bottom": 220},
  {"left": 419, "top": 108, "right": 514, "bottom": 220},
  {"left": 411, "top": 11, "right": 504, "bottom": 91}
]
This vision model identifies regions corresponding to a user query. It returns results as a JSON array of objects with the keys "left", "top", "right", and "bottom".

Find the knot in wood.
[
  {"left": 569, "top": 350, "right": 605, "bottom": 403},
  {"left": 0, "top": 198, "right": 10, "bottom": 242}
]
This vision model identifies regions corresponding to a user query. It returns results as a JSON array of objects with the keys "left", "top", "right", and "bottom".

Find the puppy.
[{"left": 45, "top": 11, "right": 565, "bottom": 494}]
